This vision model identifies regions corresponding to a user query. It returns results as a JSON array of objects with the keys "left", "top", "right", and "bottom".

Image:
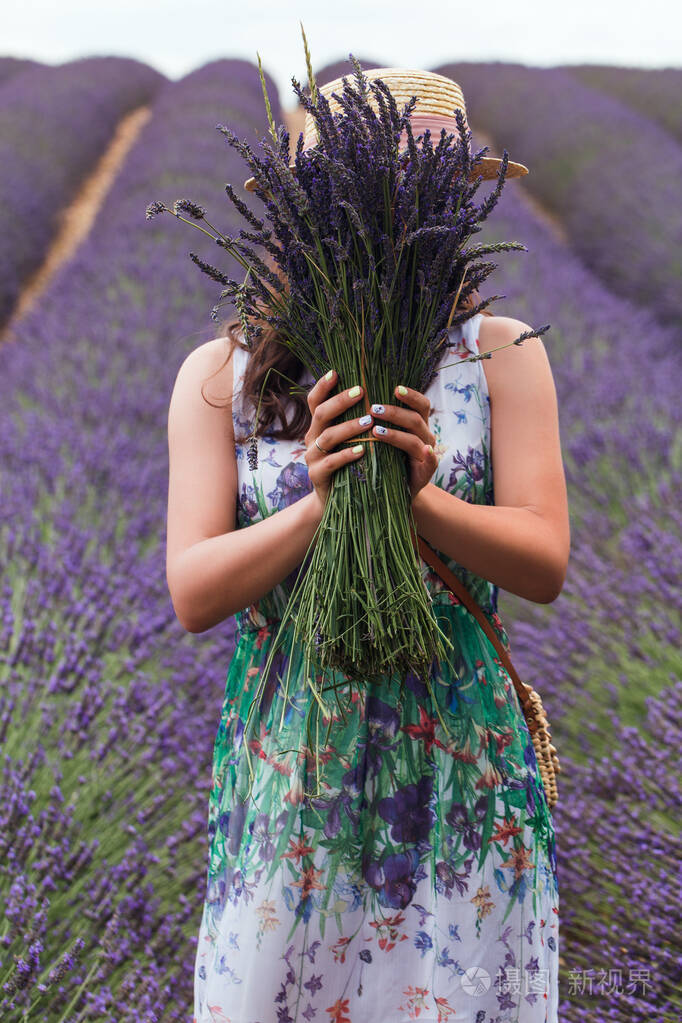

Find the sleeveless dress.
[{"left": 193, "top": 313, "right": 560, "bottom": 1023}]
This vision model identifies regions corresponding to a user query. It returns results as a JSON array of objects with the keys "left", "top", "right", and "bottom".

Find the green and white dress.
[{"left": 193, "top": 313, "right": 560, "bottom": 1023}]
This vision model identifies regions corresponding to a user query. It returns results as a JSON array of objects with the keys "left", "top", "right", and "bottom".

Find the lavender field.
[
  {"left": 1, "top": 54, "right": 680, "bottom": 1022},
  {"left": 0, "top": 57, "right": 165, "bottom": 327}
]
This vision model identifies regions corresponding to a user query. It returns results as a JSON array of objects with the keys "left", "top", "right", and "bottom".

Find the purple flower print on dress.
[
  {"left": 238, "top": 481, "right": 259, "bottom": 524},
  {"left": 435, "top": 854, "right": 475, "bottom": 899},
  {"left": 363, "top": 848, "right": 421, "bottom": 909},
  {"left": 358, "top": 696, "right": 402, "bottom": 777},
  {"left": 377, "top": 773, "right": 435, "bottom": 844},
  {"left": 445, "top": 794, "right": 490, "bottom": 852},
  {"left": 227, "top": 798, "right": 248, "bottom": 856},
  {"left": 448, "top": 446, "right": 487, "bottom": 503},
  {"left": 365, "top": 695, "right": 401, "bottom": 740},
  {"left": 266, "top": 461, "right": 313, "bottom": 511},
  {"left": 404, "top": 668, "right": 431, "bottom": 701},
  {"left": 251, "top": 812, "right": 276, "bottom": 861},
  {"left": 308, "top": 759, "right": 366, "bottom": 840},
  {"left": 445, "top": 379, "right": 477, "bottom": 407},
  {"left": 260, "top": 446, "right": 283, "bottom": 469}
]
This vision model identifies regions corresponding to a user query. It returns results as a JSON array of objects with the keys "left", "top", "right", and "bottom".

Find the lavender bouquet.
[{"left": 147, "top": 39, "right": 548, "bottom": 793}]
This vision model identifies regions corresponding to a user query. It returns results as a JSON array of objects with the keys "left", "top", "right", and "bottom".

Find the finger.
[
  {"left": 369, "top": 403, "right": 434, "bottom": 446},
  {"left": 371, "top": 423, "right": 427, "bottom": 458},
  {"left": 307, "top": 440, "right": 365, "bottom": 480},
  {"left": 310, "top": 411, "right": 374, "bottom": 458},
  {"left": 394, "top": 384, "right": 431, "bottom": 421},
  {"left": 312, "top": 382, "right": 365, "bottom": 434},
  {"left": 307, "top": 369, "right": 338, "bottom": 416}
]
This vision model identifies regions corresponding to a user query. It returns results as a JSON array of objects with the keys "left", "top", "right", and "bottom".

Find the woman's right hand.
[{"left": 304, "top": 371, "right": 373, "bottom": 515}]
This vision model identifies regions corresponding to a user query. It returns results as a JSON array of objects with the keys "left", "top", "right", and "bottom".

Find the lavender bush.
[
  {"left": 0, "top": 57, "right": 166, "bottom": 328},
  {"left": 0, "top": 58, "right": 281, "bottom": 1020},
  {"left": 433, "top": 61, "right": 682, "bottom": 331}
]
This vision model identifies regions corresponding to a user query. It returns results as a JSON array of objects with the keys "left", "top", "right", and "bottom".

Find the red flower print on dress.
[
  {"left": 325, "top": 995, "right": 351, "bottom": 1023},
  {"left": 369, "top": 911, "right": 410, "bottom": 952},
  {"left": 490, "top": 814, "right": 524, "bottom": 847},
  {"left": 433, "top": 994, "right": 458, "bottom": 1021},
  {"left": 401, "top": 705, "right": 448, "bottom": 755},
  {"left": 291, "top": 864, "right": 326, "bottom": 898},
  {"left": 499, "top": 843, "right": 535, "bottom": 880},
  {"left": 280, "top": 835, "right": 315, "bottom": 863},
  {"left": 398, "top": 985, "right": 431, "bottom": 1018},
  {"left": 331, "top": 935, "right": 351, "bottom": 963}
]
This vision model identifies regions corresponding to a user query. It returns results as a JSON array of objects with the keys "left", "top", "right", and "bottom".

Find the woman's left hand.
[{"left": 368, "top": 386, "right": 439, "bottom": 501}]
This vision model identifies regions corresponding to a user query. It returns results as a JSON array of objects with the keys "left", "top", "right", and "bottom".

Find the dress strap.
[
  {"left": 459, "top": 312, "right": 484, "bottom": 357},
  {"left": 229, "top": 334, "right": 249, "bottom": 419}
]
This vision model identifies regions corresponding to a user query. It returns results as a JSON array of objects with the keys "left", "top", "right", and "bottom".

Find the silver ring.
[{"left": 314, "top": 436, "right": 330, "bottom": 454}]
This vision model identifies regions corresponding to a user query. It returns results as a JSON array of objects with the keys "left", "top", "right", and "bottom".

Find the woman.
[{"left": 169, "top": 70, "right": 570, "bottom": 1023}]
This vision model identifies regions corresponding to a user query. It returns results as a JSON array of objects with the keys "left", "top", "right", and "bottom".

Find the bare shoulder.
[
  {"left": 474, "top": 313, "right": 570, "bottom": 599},
  {"left": 173, "top": 334, "right": 236, "bottom": 408},
  {"left": 477, "top": 314, "right": 557, "bottom": 406},
  {"left": 166, "top": 333, "right": 241, "bottom": 619}
]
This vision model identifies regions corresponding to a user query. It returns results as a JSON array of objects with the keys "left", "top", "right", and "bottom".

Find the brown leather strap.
[{"left": 417, "top": 535, "right": 534, "bottom": 713}]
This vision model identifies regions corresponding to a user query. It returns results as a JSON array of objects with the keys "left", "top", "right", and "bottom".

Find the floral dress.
[{"left": 193, "top": 313, "right": 560, "bottom": 1023}]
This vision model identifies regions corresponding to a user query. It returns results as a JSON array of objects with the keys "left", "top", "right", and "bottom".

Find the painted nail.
[
  {"left": 325, "top": 369, "right": 334, "bottom": 381},
  {"left": 370, "top": 403, "right": 385, "bottom": 415},
  {"left": 358, "top": 414, "right": 373, "bottom": 427},
  {"left": 348, "top": 385, "right": 362, "bottom": 398},
  {"left": 397, "top": 385, "right": 408, "bottom": 396},
  {"left": 374, "top": 425, "right": 387, "bottom": 435},
  {"left": 352, "top": 444, "right": 364, "bottom": 454}
]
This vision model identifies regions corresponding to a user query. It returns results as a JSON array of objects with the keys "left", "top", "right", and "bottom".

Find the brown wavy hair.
[{"left": 201, "top": 252, "right": 494, "bottom": 444}]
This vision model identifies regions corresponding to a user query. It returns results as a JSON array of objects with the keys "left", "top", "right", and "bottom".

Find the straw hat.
[{"left": 244, "top": 66, "right": 528, "bottom": 192}]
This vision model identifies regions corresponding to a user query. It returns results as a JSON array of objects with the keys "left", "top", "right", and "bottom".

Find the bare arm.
[
  {"left": 166, "top": 338, "right": 323, "bottom": 634},
  {"left": 412, "top": 316, "right": 571, "bottom": 604}
]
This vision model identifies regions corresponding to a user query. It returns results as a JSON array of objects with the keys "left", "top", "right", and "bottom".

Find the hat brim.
[{"left": 243, "top": 155, "right": 528, "bottom": 193}]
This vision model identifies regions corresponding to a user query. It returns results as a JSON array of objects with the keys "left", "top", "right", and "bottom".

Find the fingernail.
[
  {"left": 358, "top": 414, "right": 372, "bottom": 427},
  {"left": 397, "top": 385, "right": 408, "bottom": 396},
  {"left": 370, "top": 403, "right": 385, "bottom": 415},
  {"left": 374, "top": 425, "right": 387, "bottom": 435},
  {"left": 352, "top": 444, "right": 364, "bottom": 454},
  {"left": 348, "top": 385, "right": 362, "bottom": 398},
  {"left": 426, "top": 444, "right": 433, "bottom": 453},
  {"left": 325, "top": 369, "right": 334, "bottom": 381}
]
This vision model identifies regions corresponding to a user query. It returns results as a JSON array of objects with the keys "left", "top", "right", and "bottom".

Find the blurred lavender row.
[
  {"left": 434, "top": 61, "right": 682, "bottom": 331},
  {"left": 0, "top": 58, "right": 280, "bottom": 1021},
  {"left": 0, "top": 57, "right": 166, "bottom": 328},
  {"left": 564, "top": 64, "right": 682, "bottom": 145},
  {"left": 0, "top": 57, "right": 45, "bottom": 86}
]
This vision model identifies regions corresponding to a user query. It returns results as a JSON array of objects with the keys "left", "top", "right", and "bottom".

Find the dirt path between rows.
[
  {"left": 0, "top": 105, "right": 151, "bottom": 345},
  {"left": 1, "top": 103, "right": 565, "bottom": 348}
]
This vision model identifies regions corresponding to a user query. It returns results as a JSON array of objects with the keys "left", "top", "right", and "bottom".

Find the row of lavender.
[
  {"left": 0, "top": 59, "right": 282, "bottom": 1020},
  {"left": 564, "top": 64, "right": 682, "bottom": 146},
  {"left": 434, "top": 61, "right": 682, "bottom": 332},
  {"left": 0, "top": 57, "right": 45, "bottom": 85},
  {"left": 0, "top": 57, "right": 166, "bottom": 327},
  {"left": 1, "top": 55, "right": 679, "bottom": 1020}
]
